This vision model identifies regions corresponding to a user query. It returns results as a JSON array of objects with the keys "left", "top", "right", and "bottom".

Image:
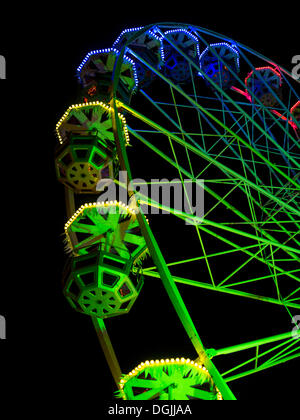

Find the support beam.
[
  {"left": 92, "top": 317, "right": 123, "bottom": 387},
  {"left": 211, "top": 330, "right": 300, "bottom": 357},
  {"left": 109, "top": 94, "right": 236, "bottom": 400},
  {"left": 142, "top": 270, "right": 300, "bottom": 310},
  {"left": 224, "top": 352, "right": 300, "bottom": 383}
]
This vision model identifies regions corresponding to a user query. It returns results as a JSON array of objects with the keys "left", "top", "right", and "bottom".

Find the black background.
[{"left": 0, "top": 2, "right": 299, "bottom": 410}]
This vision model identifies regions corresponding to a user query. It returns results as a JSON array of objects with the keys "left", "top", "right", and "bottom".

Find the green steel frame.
[{"left": 58, "top": 23, "right": 300, "bottom": 400}]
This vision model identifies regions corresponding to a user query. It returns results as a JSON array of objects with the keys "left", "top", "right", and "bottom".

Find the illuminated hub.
[
  {"left": 55, "top": 102, "right": 129, "bottom": 193},
  {"left": 199, "top": 42, "right": 240, "bottom": 90},
  {"left": 245, "top": 66, "right": 283, "bottom": 107},
  {"left": 160, "top": 29, "right": 200, "bottom": 84},
  {"left": 63, "top": 246, "right": 143, "bottom": 319},
  {"left": 113, "top": 27, "right": 162, "bottom": 89},
  {"left": 117, "top": 358, "right": 223, "bottom": 400},
  {"left": 77, "top": 48, "right": 138, "bottom": 103}
]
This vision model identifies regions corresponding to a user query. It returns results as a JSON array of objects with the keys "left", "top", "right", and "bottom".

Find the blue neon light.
[
  {"left": 76, "top": 48, "right": 139, "bottom": 90},
  {"left": 198, "top": 42, "right": 240, "bottom": 82},
  {"left": 160, "top": 28, "right": 201, "bottom": 63},
  {"left": 113, "top": 27, "right": 144, "bottom": 48}
]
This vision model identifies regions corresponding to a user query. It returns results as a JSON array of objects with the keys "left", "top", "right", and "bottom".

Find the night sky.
[{"left": 0, "top": 2, "right": 299, "bottom": 408}]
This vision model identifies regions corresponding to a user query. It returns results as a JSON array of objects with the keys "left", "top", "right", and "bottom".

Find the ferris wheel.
[{"left": 55, "top": 23, "right": 300, "bottom": 401}]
